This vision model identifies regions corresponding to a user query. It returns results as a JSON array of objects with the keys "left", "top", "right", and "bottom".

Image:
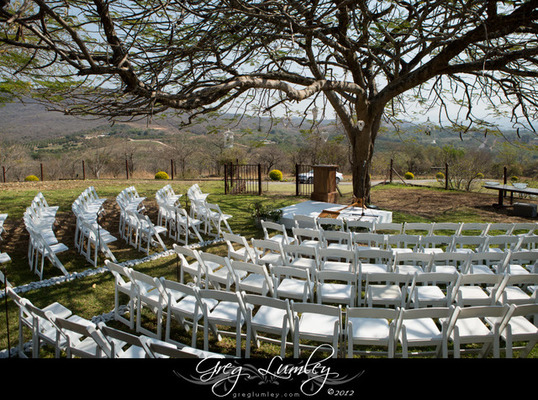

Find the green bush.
[
  {"left": 510, "top": 176, "right": 519, "bottom": 182},
  {"left": 268, "top": 169, "right": 283, "bottom": 181},
  {"left": 476, "top": 172, "right": 484, "bottom": 179},
  {"left": 154, "top": 171, "right": 170, "bottom": 180},
  {"left": 404, "top": 171, "right": 414, "bottom": 180},
  {"left": 435, "top": 172, "right": 445, "bottom": 181},
  {"left": 24, "top": 175, "right": 39, "bottom": 182}
]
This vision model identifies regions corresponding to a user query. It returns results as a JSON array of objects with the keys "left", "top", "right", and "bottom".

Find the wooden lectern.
[{"left": 310, "top": 165, "right": 339, "bottom": 203}]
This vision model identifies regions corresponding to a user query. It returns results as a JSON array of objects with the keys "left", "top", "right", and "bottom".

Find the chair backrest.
[
  {"left": 353, "top": 232, "right": 387, "bottom": 248},
  {"left": 430, "top": 222, "right": 462, "bottom": 236},
  {"left": 105, "top": 260, "right": 133, "bottom": 286},
  {"left": 403, "top": 222, "right": 433, "bottom": 236},
  {"left": 230, "top": 260, "right": 274, "bottom": 295},
  {"left": 393, "top": 251, "right": 433, "bottom": 270},
  {"left": 321, "top": 230, "right": 353, "bottom": 249},
  {"left": 293, "top": 214, "right": 318, "bottom": 229},
  {"left": 345, "top": 219, "right": 375, "bottom": 232},
  {"left": 373, "top": 222, "right": 403, "bottom": 234},
  {"left": 459, "top": 222, "right": 490, "bottom": 236},
  {"left": 317, "top": 217, "right": 345, "bottom": 231}
]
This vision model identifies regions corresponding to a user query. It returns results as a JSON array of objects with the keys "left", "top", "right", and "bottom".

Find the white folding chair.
[
  {"left": 173, "top": 244, "right": 205, "bottom": 286},
  {"left": 499, "top": 303, "right": 538, "bottom": 358},
  {"left": 346, "top": 307, "right": 399, "bottom": 358},
  {"left": 198, "top": 288, "right": 247, "bottom": 357},
  {"left": 129, "top": 269, "right": 166, "bottom": 339},
  {"left": 356, "top": 248, "right": 394, "bottom": 275},
  {"left": 386, "top": 234, "right": 421, "bottom": 255},
  {"left": 223, "top": 232, "right": 256, "bottom": 262},
  {"left": 495, "top": 273, "right": 538, "bottom": 305},
  {"left": 465, "top": 251, "right": 509, "bottom": 275},
  {"left": 199, "top": 251, "right": 243, "bottom": 291},
  {"left": 78, "top": 219, "right": 117, "bottom": 267},
  {"left": 363, "top": 272, "right": 412, "bottom": 308},
  {"left": 450, "top": 235, "right": 488, "bottom": 254},
  {"left": 393, "top": 252, "right": 433, "bottom": 274},
  {"left": 292, "top": 227, "right": 322, "bottom": 248},
  {"left": 206, "top": 202, "right": 233, "bottom": 236},
  {"left": 321, "top": 230, "right": 353, "bottom": 251},
  {"left": 55, "top": 316, "right": 112, "bottom": 358},
  {"left": 271, "top": 264, "right": 315, "bottom": 303},
  {"left": 282, "top": 244, "right": 320, "bottom": 272},
  {"left": 251, "top": 238, "right": 286, "bottom": 267},
  {"left": 352, "top": 232, "right": 386, "bottom": 251},
  {"left": 485, "top": 223, "right": 515, "bottom": 236},
  {"left": 506, "top": 251, "right": 538, "bottom": 275},
  {"left": 5, "top": 288, "right": 41, "bottom": 358},
  {"left": 394, "top": 306, "right": 454, "bottom": 358},
  {"left": 137, "top": 213, "right": 168, "bottom": 254},
  {"left": 430, "top": 251, "right": 470, "bottom": 274},
  {"left": 444, "top": 305, "right": 511, "bottom": 358},
  {"left": 97, "top": 322, "right": 154, "bottom": 358},
  {"left": 451, "top": 273, "right": 504, "bottom": 306},
  {"left": 160, "top": 278, "right": 217, "bottom": 349},
  {"left": 419, "top": 235, "right": 453, "bottom": 255},
  {"left": 318, "top": 247, "right": 357, "bottom": 273},
  {"left": 406, "top": 271, "right": 458, "bottom": 308},
  {"left": 104, "top": 260, "right": 136, "bottom": 329},
  {"left": 515, "top": 235, "right": 538, "bottom": 252},
  {"left": 229, "top": 260, "right": 274, "bottom": 297},
  {"left": 482, "top": 235, "right": 520, "bottom": 254},
  {"left": 315, "top": 269, "right": 358, "bottom": 307},
  {"left": 261, "top": 220, "right": 294, "bottom": 245},
  {"left": 173, "top": 207, "right": 204, "bottom": 245},
  {"left": 509, "top": 222, "right": 537, "bottom": 236},
  {"left": 243, "top": 293, "right": 293, "bottom": 358},
  {"left": 291, "top": 301, "right": 342, "bottom": 358}
]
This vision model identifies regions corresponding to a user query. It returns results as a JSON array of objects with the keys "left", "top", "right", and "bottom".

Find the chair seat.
[
  {"left": 369, "top": 285, "right": 402, "bottom": 301},
  {"left": 321, "top": 261, "right": 353, "bottom": 272},
  {"left": 349, "top": 317, "right": 391, "bottom": 341},
  {"left": 319, "top": 283, "right": 353, "bottom": 301},
  {"left": 277, "top": 279, "right": 313, "bottom": 298},
  {"left": 400, "top": 318, "right": 443, "bottom": 343},
  {"left": 298, "top": 313, "right": 339, "bottom": 337},
  {"left": 251, "top": 306, "right": 289, "bottom": 332},
  {"left": 449, "top": 317, "right": 493, "bottom": 340},
  {"left": 207, "top": 301, "right": 243, "bottom": 324}
]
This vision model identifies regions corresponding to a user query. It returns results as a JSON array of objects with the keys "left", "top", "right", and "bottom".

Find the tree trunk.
[{"left": 349, "top": 112, "right": 382, "bottom": 204}]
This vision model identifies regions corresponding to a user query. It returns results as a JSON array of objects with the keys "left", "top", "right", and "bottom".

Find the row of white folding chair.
[
  {"left": 102, "top": 258, "right": 538, "bottom": 359},
  {"left": 156, "top": 184, "right": 182, "bottom": 207},
  {"left": 292, "top": 227, "right": 534, "bottom": 255},
  {"left": 347, "top": 303, "right": 538, "bottom": 358},
  {"left": 156, "top": 198, "right": 204, "bottom": 245},
  {"left": 23, "top": 211, "right": 68, "bottom": 280},
  {"left": 190, "top": 198, "right": 233, "bottom": 237},
  {"left": 116, "top": 186, "right": 146, "bottom": 239},
  {"left": 122, "top": 209, "right": 167, "bottom": 254},
  {"left": 295, "top": 216, "right": 536, "bottom": 235},
  {"left": 6, "top": 284, "right": 215, "bottom": 359},
  {"left": 72, "top": 188, "right": 117, "bottom": 267}
]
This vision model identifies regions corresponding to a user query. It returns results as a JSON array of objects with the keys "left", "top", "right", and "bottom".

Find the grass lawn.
[{"left": 0, "top": 178, "right": 536, "bottom": 358}]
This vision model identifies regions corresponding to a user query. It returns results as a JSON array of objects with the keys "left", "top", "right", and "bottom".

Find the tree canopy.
[{"left": 2, "top": 0, "right": 538, "bottom": 199}]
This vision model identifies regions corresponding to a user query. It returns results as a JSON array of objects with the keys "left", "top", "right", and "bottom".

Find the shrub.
[
  {"left": 404, "top": 171, "right": 414, "bottom": 180},
  {"left": 435, "top": 172, "right": 445, "bottom": 181},
  {"left": 510, "top": 176, "right": 519, "bottom": 182},
  {"left": 269, "top": 169, "right": 283, "bottom": 181},
  {"left": 154, "top": 171, "right": 170, "bottom": 180},
  {"left": 24, "top": 175, "right": 39, "bottom": 182},
  {"left": 476, "top": 172, "right": 484, "bottom": 179}
]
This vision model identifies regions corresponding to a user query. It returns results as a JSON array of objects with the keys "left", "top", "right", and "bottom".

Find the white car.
[{"left": 298, "top": 170, "right": 343, "bottom": 184}]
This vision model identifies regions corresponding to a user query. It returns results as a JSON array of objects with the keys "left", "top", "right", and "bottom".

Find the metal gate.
[
  {"left": 224, "top": 163, "right": 262, "bottom": 195},
  {"left": 295, "top": 164, "right": 314, "bottom": 196}
]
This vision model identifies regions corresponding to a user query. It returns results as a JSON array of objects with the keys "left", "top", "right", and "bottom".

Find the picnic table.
[{"left": 483, "top": 183, "right": 538, "bottom": 207}]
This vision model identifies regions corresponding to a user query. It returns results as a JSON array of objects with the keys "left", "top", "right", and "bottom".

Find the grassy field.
[{"left": 0, "top": 178, "right": 536, "bottom": 358}]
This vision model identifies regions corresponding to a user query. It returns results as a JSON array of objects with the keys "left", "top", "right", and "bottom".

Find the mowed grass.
[{"left": 0, "top": 179, "right": 535, "bottom": 358}]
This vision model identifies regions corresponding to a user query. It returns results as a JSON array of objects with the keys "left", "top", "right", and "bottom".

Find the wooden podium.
[{"left": 310, "top": 165, "right": 339, "bottom": 203}]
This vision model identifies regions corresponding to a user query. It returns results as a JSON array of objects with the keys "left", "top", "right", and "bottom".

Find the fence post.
[
  {"left": 125, "top": 158, "right": 129, "bottom": 180},
  {"left": 295, "top": 164, "right": 299, "bottom": 196},
  {"left": 40, "top": 163, "right": 44, "bottom": 181},
  {"left": 2, "top": 166, "right": 5, "bottom": 183},
  {"left": 82, "top": 160, "right": 86, "bottom": 180},
  {"left": 224, "top": 163, "right": 228, "bottom": 194},
  {"left": 170, "top": 159, "right": 174, "bottom": 180},
  {"left": 258, "top": 164, "right": 262, "bottom": 195},
  {"left": 390, "top": 159, "right": 393, "bottom": 183},
  {"left": 445, "top": 163, "right": 449, "bottom": 190}
]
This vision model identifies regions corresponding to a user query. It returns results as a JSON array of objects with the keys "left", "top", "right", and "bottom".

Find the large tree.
[{"left": 2, "top": 0, "right": 538, "bottom": 200}]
